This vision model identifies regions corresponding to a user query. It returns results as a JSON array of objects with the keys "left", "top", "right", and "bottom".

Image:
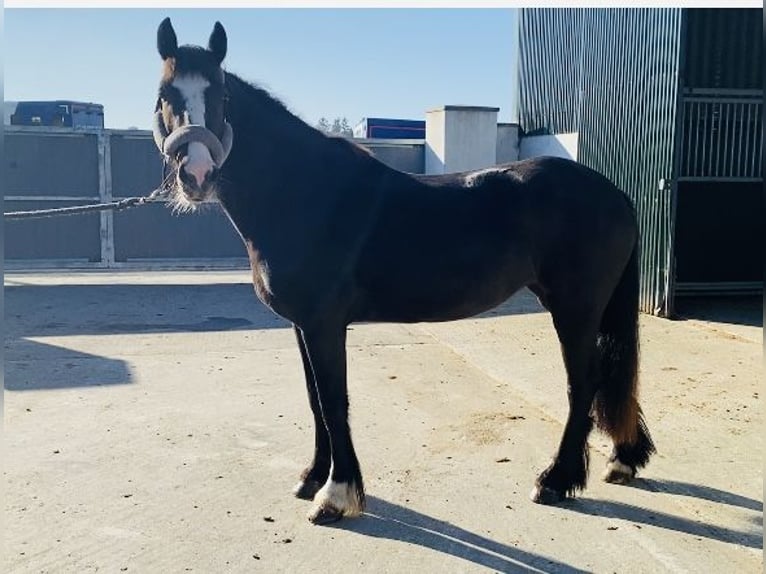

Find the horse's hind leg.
[
  {"left": 297, "top": 323, "right": 364, "bottom": 524},
  {"left": 531, "top": 302, "right": 601, "bottom": 504},
  {"left": 590, "top": 245, "right": 656, "bottom": 484},
  {"left": 603, "top": 419, "right": 655, "bottom": 484},
  {"left": 292, "top": 326, "right": 331, "bottom": 500}
]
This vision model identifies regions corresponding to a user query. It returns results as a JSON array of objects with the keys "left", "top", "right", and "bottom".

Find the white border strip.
[{"left": 5, "top": 1, "right": 764, "bottom": 8}]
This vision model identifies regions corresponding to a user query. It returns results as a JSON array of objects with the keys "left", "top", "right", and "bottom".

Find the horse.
[{"left": 151, "top": 18, "right": 656, "bottom": 525}]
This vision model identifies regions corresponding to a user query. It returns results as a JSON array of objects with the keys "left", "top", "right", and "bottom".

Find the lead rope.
[{"left": 4, "top": 181, "right": 171, "bottom": 221}]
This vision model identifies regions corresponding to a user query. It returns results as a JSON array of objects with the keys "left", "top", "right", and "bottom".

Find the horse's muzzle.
[{"left": 177, "top": 158, "right": 219, "bottom": 202}]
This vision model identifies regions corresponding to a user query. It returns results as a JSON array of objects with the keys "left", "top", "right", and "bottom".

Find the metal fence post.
[{"left": 97, "top": 130, "right": 115, "bottom": 267}]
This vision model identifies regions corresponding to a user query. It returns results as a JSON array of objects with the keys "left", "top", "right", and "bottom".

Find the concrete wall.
[
  {"left": 357, "top": 138, "right": 424, "bottom": 174},
  {"left": 425, "top": 106, "right": 500, "bottom": 174},
  {"left": 518, "top": 132, "right": 579, "bottom": 161},
  {"left": 496, "top": 123, "right": 520, "bottom": 165}
]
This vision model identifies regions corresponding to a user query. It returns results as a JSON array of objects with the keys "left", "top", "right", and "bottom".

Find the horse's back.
[{"left": 396, "top": 155, "right": 637, "bottom": 261}]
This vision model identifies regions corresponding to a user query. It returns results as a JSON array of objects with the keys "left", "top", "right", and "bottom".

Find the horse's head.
[{"left": 154, "top": 18, "right": 233, "bottom": 207}]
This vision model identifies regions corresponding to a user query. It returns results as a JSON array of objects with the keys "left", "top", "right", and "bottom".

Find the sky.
[{"left": 5, "top": 9, "right": 518, "bottom": 130}]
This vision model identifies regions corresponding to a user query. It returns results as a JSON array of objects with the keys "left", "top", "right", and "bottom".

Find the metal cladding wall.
[
  {"left": 5, "top": 129, "right": 103, "bottom": 261},
  {"left": 683, "top": 9, "right": 762, "bottom": 91},
  {"left": 5, "top": 128, "right": 245, "bottom": 266},
  {"left": 108, "top": 132, "right": 245, "bottom": 261},
  {"left": 518, "top": 8, "right": 684, "bottom": 315},
  {"left": 517, "top": 8, "right": 585, "bottom": 135}
]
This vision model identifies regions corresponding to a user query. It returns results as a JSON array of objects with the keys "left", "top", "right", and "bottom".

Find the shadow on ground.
[
  {"left": 4, "top": 282, "right": 545, "bottom": 392},
  {"left": 4, "top": 283, "right": 289, "bottom": 339},
  {"left": 625, "top": 478, "right": 763, "bottom": 513},
  {"left": 5, "top": 339, "right": 133, "bottom": 391},
  {"left": 333, "top": 496, "right": 587, "bottom": 573},
  {"left": 561, "top": 479, "right": 763, "bottom": 550},
  {"left": 675, "top": 295, "right": 762, "bottom": 328},
  {"left": 335, "top": 484, "right": 762, "bottom": 572},
  {"left": 5, "top": 283, "right": 545, "bottom": 340},
  {"left": 4, "top": 282, "right": 288, "bottom": 391}
]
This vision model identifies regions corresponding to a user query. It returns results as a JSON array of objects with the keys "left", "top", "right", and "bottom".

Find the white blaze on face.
[{"left": 173, "top": 75, "right": 214, "bottom": 187}]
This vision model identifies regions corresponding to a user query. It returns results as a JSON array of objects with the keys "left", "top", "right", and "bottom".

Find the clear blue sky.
[{"left": 5, "top": 8, "right": 518, "bottom": 130}]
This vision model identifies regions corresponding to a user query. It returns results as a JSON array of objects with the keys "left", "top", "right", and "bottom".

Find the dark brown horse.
[{"left": 152, "top": 18, "right": 655, "bottom": 525}]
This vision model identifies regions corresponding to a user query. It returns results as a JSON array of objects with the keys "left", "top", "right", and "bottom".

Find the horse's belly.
[
  {"left": 355, "top": 258, "right": 532, "bottom": 323},
  {"left": 365, "top": 290, "right": 519, "bottom": 323}
]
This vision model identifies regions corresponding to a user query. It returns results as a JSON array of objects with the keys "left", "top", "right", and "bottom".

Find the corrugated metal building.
[{"left": 517, "top": 8, "right": 763, "bottom": 316}]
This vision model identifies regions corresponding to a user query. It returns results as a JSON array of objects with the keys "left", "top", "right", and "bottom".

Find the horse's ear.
[
  {"left": 208, "top": 21, "right": 227, "bottom": 65},
  {"left": 157, "top": 17, "right": 178, "bottom": 60}
]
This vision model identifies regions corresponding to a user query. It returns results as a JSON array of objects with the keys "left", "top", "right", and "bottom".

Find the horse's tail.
[{"left": 592, "top": 240, "right": 655, "bottom": 462}]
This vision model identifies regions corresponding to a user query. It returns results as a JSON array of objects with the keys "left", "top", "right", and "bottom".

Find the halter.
[{"left": 152, "top": 103, "right": 234, "bottom": 168}]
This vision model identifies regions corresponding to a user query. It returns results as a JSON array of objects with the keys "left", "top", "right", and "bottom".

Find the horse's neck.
[
  {"left": 218, "top": 74, "right": 372, "bottom": 244},
  {"left": 220, "top": 78, "right": 314, "bottom": 190},
  {"left": 224, "top": 72, "right": 324, "bottom": 171}
]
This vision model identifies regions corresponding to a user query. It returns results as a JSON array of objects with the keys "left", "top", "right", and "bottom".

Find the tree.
[
  {"left": 339, "top": 117, "right": 352, "bottom": 135},
  {"left": 316, "top": 117, "right": 330, "bottom": 132},
  {"left": 316, "top": 116, "right": 353, "bottom": 137}
]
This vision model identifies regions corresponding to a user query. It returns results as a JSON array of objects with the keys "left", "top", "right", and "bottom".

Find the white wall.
[
  {"left": 424, "top": 109, "right": 447, "bottom": 174},
  {"left": 425, "top": 106, "right": 499, "bottom": 174},
  {"left": 518, "top": 132, "right": 579, "bottom": 161}
]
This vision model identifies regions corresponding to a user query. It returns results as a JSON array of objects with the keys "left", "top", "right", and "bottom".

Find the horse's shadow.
[
  {"left": 331, "top": 496, "right": 589, "bottom": 573},
  {"left": 625, "top": 478, "right": 763, "bottom": 513},
  {"left": 331, "top": 480, "right": 763, "bottom": 572},
  {"left": 559, "top": 478, "right": 762, "bottom": 550}
]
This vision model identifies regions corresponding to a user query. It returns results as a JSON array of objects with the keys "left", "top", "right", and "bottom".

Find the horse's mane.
[
  {"left": 223, "top": 70, "right": 374, "bottom": 159},
  {"left": 223, "top": 71, "right": 297, "bottom": 123}
]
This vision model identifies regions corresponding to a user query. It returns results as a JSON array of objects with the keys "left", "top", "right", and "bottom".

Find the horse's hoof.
[
  {"left": 602, "top": 459, "right": 635, "bottom": 485},
  {"left": 307, "top": 504, "right": 344, "bottom": 525},
  {"left": 293, "top": 479, "right": 322, "bottom": 500},
  {"left": 529, "top": 485, "right": 565, "bottom": 505},
  {"left": 306, "top": 479, "right": 363, "bottom": 524}
]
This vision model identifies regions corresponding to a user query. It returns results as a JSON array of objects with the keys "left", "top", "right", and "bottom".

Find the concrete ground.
[{"left": 4, "top": 271, "right": 763, "bottom": 573}]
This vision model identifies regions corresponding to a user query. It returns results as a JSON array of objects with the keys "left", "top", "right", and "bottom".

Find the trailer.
[
  {"left": 11, "top": 100, "right": 104, "bottom": 129},
  {"left": 353, "top": 117, "right": 425, "bottom": 140}
]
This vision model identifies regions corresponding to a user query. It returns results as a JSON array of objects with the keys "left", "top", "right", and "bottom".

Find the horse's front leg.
[
  {"left": 292, "top": 325, "right": 331, "bottom": 501},
  {"left": 296, "top": 323, "right": 364, "bottom": 525}
]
